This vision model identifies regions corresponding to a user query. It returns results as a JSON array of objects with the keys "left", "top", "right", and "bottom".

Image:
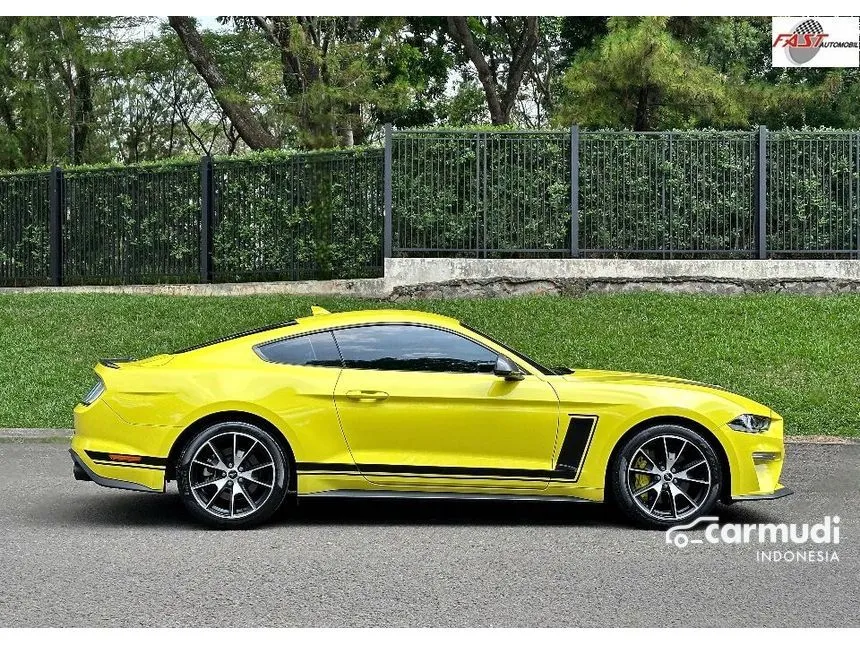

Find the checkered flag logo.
[{"left": 788, "top": 18, "right": 825, "bottom": 64}]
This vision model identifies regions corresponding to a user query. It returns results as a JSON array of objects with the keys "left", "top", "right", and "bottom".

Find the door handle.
[{"left": 344, "top": 390, "right": 389, "bottom": 402}]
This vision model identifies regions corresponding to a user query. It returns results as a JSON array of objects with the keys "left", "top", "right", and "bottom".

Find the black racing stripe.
[
  {"left": 357, "top": 463, "right": 557, "bottom": 479},
  {"left": 555, "top": 415, "right": 598, "bottom": 477},
  {"left": 296, "top": 462, "right": 360, "bottom": 473},
  {"left": 296, "top": 418, "right": 599, "bottom": 483},
  {"left": 347, "top": 470, "right": 577, "bottom": 482},
  {"left": 90, "top": 460, "right": 165, "bottom": 471},
  {"left": 296, "top": 462, "right": 580, "bottom": 481},
  {"left": 85, "top": 451, "right": 167, "bottom": 468}
]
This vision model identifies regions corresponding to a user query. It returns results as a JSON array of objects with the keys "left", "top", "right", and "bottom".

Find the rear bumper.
[
  {"left": 73, "top": 397, "right": 172, "bottom": 492},
  {"left": 731, "top": 485, "right": 794, "bottom": 502},
  {"left": 70, "top": 448, "right": 163, "bottom": 493}
]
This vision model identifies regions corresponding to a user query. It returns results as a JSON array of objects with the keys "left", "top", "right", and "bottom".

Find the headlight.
[
  {"left": 81, "top": 378, "right": 105, "bottom": 406},
  {"left": 728, "top": 414, "right": 771, "bottom": 433}
]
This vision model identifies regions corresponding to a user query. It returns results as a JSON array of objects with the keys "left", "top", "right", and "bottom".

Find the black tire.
[
  {"left": 610, "top": 424, "right": 722, "bottom": 529},
  {"left": 176, "top": 420, "right": 290, "bottom": 529}
]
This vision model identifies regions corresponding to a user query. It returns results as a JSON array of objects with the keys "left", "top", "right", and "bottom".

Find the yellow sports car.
[{"left": 71, "top": 306, "right": 791, "bottom": 529}]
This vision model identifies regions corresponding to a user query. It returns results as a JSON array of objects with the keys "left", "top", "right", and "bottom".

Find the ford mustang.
[{"left": 71, "top": 306, "right": 791, "bottom": 528}]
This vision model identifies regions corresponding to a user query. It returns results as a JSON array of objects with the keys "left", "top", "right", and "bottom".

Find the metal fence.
[
  {"left": 0, "top": 171, "right": 50, "bottom": 285},
  {"left": 0, "top": 149, "right": 383, "bottom": 286},
  {"left": 387, "top": 127, "right": 860, "bottom": 260},
  {"left": 63, "top": 164, "right": 201, "bottom": 284},
  {"left": 578, "top": 131, "right": 758, "bottom": 258},
  {"left": 389, "top": 129, "right": 571, "bottom": 257},
  {"left": 1, "top": 127, "right": 860, "bottom": 286},
  {"left": 211, "top": 150, "right": 383, "bottom": 283}
]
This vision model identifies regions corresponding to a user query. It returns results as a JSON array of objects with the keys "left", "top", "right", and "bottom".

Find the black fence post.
[
  {"left": 856, "top": 132, "right": 860, "bottom": 259},
  {"left": 756, "top": 125, "right": 768, "bottom": 259},
  {"left": 383, "top": 123, "right": 393, "bottom": 261},
  {"left": 48, "top": 165, "right": 64, "bottom": 286},
  {"left": 570, "top": 125, "right": 580, "bottom": 258},
  {"left": 200, "top": 155, "right": 214, "bottom": 283}
]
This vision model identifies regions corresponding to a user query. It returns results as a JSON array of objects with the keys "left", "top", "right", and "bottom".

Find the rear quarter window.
[{"left": 255, "top": 331, "right": 342, "bottom": 367}]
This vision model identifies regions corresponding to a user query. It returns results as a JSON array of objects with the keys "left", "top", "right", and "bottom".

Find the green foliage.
[
  {"left": 1, "top": 292, "right": 859, "bottom": 437},
  {"left": 579, "top": 131, "right": 757, "bottom": 255},
  {"left": 438, "top": 79, "right": 489, "bottom": 126},
  {"left": 767, "top": 132, "right": 859, "bottom": 255},
  {"left": 555, "top": 17, "right": 748, "bottom": 130},
  {"left": 62, "top": 164, "right": 201, "bottom": 284},
  {"left": 211, "top": 149, "right": 383, "bottom": 281},
  {"left": 390, "top": 131, "right": 570, "bottom": 255},
  {"left": 0, "top": 172, "right": 50, "bottom": 283},
  {"left": 3, "top": 16, "right": 860, "bottom": 168}
]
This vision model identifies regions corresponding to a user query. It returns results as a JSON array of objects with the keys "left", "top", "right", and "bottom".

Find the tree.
[
  {"left": 446, "top": 16, "right": 539, "bottom": 125},
  {"left": 168, "top": 16, "right": 279, "bottom": 150},
  {"left": 554, "top": 17, "right": 747, "bottom": 130},
  {"left": 233, "top": 16, "right": 417, "bottom": 147},
  {"left": 520, "top": 17, "right": 608, "bottom": 127},
  {"left": 0, "top": 17, "right": 118, "bottom": 167}
]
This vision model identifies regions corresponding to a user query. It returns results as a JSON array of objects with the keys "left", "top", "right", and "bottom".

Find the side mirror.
[{"left": 494, "top": 355, "right": 525, "bottom": 381}]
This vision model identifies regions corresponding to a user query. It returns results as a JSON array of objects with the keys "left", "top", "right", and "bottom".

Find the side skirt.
[{"left": 298, "top": 489, "right": 599, "bottom": 504}]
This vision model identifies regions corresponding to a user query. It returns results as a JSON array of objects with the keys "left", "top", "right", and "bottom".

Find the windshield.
[{"left": 459, "top": 322, "right": 554, "bottom": 375}]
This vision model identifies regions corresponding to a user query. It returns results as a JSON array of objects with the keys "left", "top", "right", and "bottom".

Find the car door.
[{"left": 331, "top": 324, "right": 560, "bottom": 490}]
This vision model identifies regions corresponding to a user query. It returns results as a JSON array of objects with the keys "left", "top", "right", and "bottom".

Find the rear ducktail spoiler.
[{"left": 98, "top": 357, "right": 135, "bottom": 369}]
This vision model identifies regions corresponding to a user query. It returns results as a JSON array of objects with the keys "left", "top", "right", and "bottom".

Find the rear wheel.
[
  {"left": 176, "top": 421, "right": 289, "bottom": 529},
  {"left": 610, "top": 424, "right": 722, "bottom": 529}
]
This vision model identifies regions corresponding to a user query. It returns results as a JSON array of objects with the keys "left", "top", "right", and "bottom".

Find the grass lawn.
[{"left": 0, "top": 292, "right": 857, "bottom": 437}]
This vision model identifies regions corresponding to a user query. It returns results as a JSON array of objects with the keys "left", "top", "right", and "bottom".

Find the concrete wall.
[
  {"left": 383, "top": 258, "right": 860, "bottom": 298},
  {"left": 385, "top": 258, "right": 860, "bottom": 283},
  {"left": 0, "top": 278, "right": 389, "bottom": 298},
  {"left": 4, "top": 258, "right": 860, "bottom": 298}
]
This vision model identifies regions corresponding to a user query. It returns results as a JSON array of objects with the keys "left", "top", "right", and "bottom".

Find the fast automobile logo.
[
  {"left": 773, "top": 19, "right": 827, "bottom": 64},
  {"left": 772, "top": 17, "right": 860, "bottom": 68}
]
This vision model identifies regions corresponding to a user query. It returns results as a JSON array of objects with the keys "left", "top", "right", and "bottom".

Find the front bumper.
[
  {"left": 731, "top": 485, "right": 794, "bottom": 502},
  {"left": 719, "top": 415, "right": 789, "bottom": 500}
]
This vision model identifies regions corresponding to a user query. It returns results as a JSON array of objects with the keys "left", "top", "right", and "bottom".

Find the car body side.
[{"left": 71, "top": 309, "right": 786, "bottom": 502}]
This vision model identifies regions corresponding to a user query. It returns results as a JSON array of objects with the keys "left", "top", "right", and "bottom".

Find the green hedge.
[
  {"left": 212, "top": 149, "right": 383, "bottom": 281},
  {"left": 391, "top": 131, "right": 571, "bottom": 256},
  {"left": 2, "top": 129, "right": 860, "bottom": 286}
]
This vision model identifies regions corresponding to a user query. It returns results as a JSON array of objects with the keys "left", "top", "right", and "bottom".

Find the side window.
[
  {"left": 256, "top": 331, "right": 342, "bottom": 367},
  {"left": 333, "top": 325, "right": 498, "bottom": 374}
]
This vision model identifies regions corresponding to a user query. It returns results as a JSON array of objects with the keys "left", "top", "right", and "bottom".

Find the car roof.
[
  {"left": 173, "top": 309, "right": 464, "bottom": 357},
  {"left": 292, "top": 308, "right": 459, "bottom": 331}
]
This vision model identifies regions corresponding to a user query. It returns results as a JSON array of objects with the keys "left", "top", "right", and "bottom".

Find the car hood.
[
  {"left": 552, "top": 368, "right": 774, "bottom": 417},
  {"left": 561, "top": 369, "right": 725, "bottom": 390}
]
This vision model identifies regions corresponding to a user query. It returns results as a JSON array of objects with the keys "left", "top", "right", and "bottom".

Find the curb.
[{"left": 0, "top": 428, "right": 73, "bottom": 441}]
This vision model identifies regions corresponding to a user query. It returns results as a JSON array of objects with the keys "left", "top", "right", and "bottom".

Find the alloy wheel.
[
  {"left": 188, "top": 430, "right": 276, "bottom": 519},
  {"left": 626, "top": 434, "right": 712, "bottom": 521}
]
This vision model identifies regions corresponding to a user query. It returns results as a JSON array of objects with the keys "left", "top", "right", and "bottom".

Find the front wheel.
[
  {"left": 610, "top": 424, "right": 722, "bottom": 529},
  {"left": 176, "top": 421, "right": 290, "bottom": 529}
]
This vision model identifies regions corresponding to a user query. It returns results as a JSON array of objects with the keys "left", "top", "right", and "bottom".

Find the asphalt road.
[{"left": 0, "top": 441, "right": 857, "bottom": 627}]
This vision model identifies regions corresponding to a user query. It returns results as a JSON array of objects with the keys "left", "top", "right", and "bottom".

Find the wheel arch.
[
  {"left": 166, "top": 410, "right": 297, "bottom": 492},
  {"left": 604, "top": 415, "right": 731, "bottom": 502}
]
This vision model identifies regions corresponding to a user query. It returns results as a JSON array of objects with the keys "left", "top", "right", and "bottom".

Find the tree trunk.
[
  {"left": 71, "top": 62, "right": 92, "bottom": 164},
  {"left": 168, "top": 16, "right": 279, "bottom": 150},
  {"left": 634, "top": 85, "right": 652, "bottom": 131},
  {"left": 447, "top": 17, "right": 505, "bottom": 124},
  {"left": 447, "top": 16, "right": 539, "bottom": 125}
]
